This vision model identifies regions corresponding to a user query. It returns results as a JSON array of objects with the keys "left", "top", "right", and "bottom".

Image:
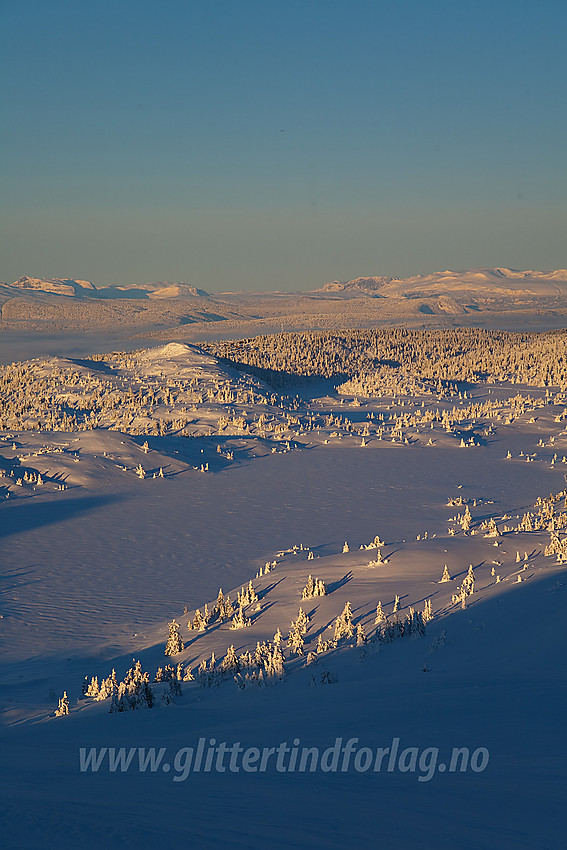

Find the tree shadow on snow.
[
  {"left": 327, "top": 572, "right": 353, "bottom": 593},
  {"left": 257, "top": 577, "right": 286, "bottom": 599},
  {"left": 0, "top": 493, "right": 126, "bottom": 539}
]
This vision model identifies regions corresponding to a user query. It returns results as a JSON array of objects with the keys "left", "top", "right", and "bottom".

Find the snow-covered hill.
[
  {"left": 316, "top": 267, "right": 567, "bottom": 301},
  {"left": 7, "top": 276, "right": 98, "bottom": 296}
]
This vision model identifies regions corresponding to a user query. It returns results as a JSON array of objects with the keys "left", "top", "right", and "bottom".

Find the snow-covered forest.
[{"left": 1, "top": 330, "right": 566, "bottom": 849}]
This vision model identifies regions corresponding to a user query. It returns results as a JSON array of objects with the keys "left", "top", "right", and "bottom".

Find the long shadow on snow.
[{"left": 0, "top": 493, "right": 125, "bottom": 539}]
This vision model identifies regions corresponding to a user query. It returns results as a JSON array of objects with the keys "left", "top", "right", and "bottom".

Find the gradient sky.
[{"left": 2, "top": 0, "right": 566, "bottom": 291}]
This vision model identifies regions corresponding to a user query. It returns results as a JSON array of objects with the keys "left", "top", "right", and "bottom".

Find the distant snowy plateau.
[
  {"left": 1, "top": 276, "right": 566, "bottom": 848},
  {"left": 2, "top": 267, "right": 567, "bottom": 364}
]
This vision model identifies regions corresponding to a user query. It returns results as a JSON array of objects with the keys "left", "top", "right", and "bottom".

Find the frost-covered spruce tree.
[
  {"left": 292, "top": 607, "right": 310, "bottom": 635},
  {"left": 191, "top": 608, "right": 207, "bottom": 631},
  {"left": 214, "top": 588, "right": 234, "bottom": 622},
  {"left": 356, "top": 623, "right": 367, "bottom": 646},
  {"left": 302, "top": 574, "right": 315, "bottom": 599},
  {"left": 484, "top": 517, "right": 500, "bottom": 538},
  {"left": 85, "top": 676, "right": 99, "bottom": 698},
  {"left": 287, "top": 626, "right": 305, "bottom": 656},
  {"left": 316, "top": 633, "right": 330, "bottom": 653},
  {"left": 198, "top": 652, "right": 221, "bottom": 687},
  {"left": 334, "top": 601, "right": 354, "bottom": 641},
  {"left": 393, "top": 594, "right": 400, "bottom": 613},
  {"left": 463, "top": 564, "right": 475, "bottom": 594},
  {"left": 461, "top": 505, "right": 472, "bottom": 532},
  {"left": 287, "top": 609, "right": 309, "bottom": 655},
  {"left": 451, "top": 586, "right": 467, "bottom": 609},
  {"left": 423, "top": 598, "right": 433, "bottom": 623},
  {"left": 155, "top": 665, "right": 176, "bottom": 682},
  {"left": 440, "top": 564, "right": 451, "bottom": 582},
  {"left": 220, "top": 644, "right": 240, "bottom": 674},
  {"left": 54, "top": 691, "right": 69, "bottom": 716},
  {"left": 230, "top": 603, "right": 250, "bottom": 630},
  {"left": 165, "top": 620, "right": 184, "bottom": 656},
  {"left": 96, "top": 669, "right": 117, "bottom": 701},
  {"left": 266, "top": 643, "right": 285, "bottom": 678},
  {"left": 237, "top": 580, "right": 258, "bottom": 607},
  {"left": 451, "top": 566, "right": 474, "bottom": 607},
  {"left": 302, "top": 575, "right": 326, "bottom": 599},
  {"left": 374, "top": 601, "right": 386, "bottom": 624},
  {"left": 406, "top": 608, "right": 425, "bottom": 637},
  {"left": 342, "top": 541, "right": 350, "bottom": 553}
]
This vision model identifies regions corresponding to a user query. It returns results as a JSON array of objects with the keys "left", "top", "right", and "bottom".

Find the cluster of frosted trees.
[
  {"left": 197, "top": 639, "right": 286, "bottom": 688},
  {"left": 204, "top": 328, "right": 567, "bottom": 391},
  {"left": 449, "top": 486, "right": 567, "bottom": 542},
  {"left": 184, "top": 584, "right": 259, "bottom": 636},
  {"left": 82, "top": 662, "right": 157, "bottom": 712},
  {"left": 451, "top": 565, "right": 476, "bottom": 609},
  {"left": 0, "top": 349, "right": 288, "bottom": 435}
]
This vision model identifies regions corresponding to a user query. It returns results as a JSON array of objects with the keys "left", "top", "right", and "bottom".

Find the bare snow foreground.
[{"left": 1, "top": 339, "right": 566, "bottom": 849}]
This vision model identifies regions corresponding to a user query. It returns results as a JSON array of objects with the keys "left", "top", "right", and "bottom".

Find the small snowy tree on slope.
[
  {"left": 54, "top": 692, "right": 69, "bottom": 716},
  {"left": 165, "top": 620, "right": 184, "bottom": 656},
  {"left": 374, "top": 601, "right": 386, "bottom": 624},
  {"left": 334, "top": 601, "right": 354, "bottom": 641}
]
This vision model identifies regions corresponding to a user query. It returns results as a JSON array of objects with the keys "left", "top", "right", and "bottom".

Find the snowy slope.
[{"left": 1, "top": 342, "right": 566, "bottom": 849}]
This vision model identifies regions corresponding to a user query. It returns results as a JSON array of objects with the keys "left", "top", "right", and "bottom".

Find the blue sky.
[{"left": 2, "top": 0, "right": 566, "bottom": 291}]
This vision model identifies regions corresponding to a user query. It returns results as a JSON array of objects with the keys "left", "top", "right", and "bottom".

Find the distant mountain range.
[
  {"left": 3, "top": 268, "right": 567, "bottom": 302},
  {"left": 1, "top": 268, "right": 566, "bottom": 343},
  {"left": 316, "top": 268, "right": 567, "bottom": 298},
  {"left": 1, "top": 277, "right": 210, "bottom": 299}
]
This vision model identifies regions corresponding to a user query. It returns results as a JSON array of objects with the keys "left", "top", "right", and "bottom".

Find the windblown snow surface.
[{"left": 1, "top": 342, "right": 566, "bottom": 849}]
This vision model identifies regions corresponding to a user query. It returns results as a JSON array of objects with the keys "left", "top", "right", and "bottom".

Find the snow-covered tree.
[
  {"left": 461, "top": 505, "right": 472, "bottom": 532},
  {"left": 287, "top": 627, "right": 305, "bottom": 656},
  {"left": 230, "top": 604, "right": 250, "bottom": 630},
  {"left": 484, "top": 517, "right": 500, "bottom": 538},
  {"left": 440, "top": 564, "right": 451, "bottom": 582},
  {"left": 155, "top": 664, "right": 176, "bottom": 682},
  {"left": 54, "top": 691, "right": 69, "bottom": 716},
  {"left": 165, "top": 620, "right": 184, "bottom": 656},
  {"left": 85, "top": 676, "right": 99, "bottom": 698},
  {"left": 301, "top": 575, "right": 326, "bottom": 599},
  {"left": 265, "top": 643, "right": 285, "bottom": 678},
  {"left": 237, "top": 580, "right": 258, "bottom": 607},
  {"left": 220, "top": 644, "right": 240, "bottom": 674},
  {"left": 198, "top": 652, "right": 221, "bottom": 687},
  {"left": 190, "top": 608, "right": 208, "bottom": 631},
  {"left": 96, "top": 669, "right": 117, "bottom": 701},
  {"left": 334, "top": 601, "right": 354, "bottom": 641},
  {"left": 316, "top": 633, "right": 332, "bottom": 653},
  {"left": 374, "top": 601, "right": 386, "bottom": 624}
]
